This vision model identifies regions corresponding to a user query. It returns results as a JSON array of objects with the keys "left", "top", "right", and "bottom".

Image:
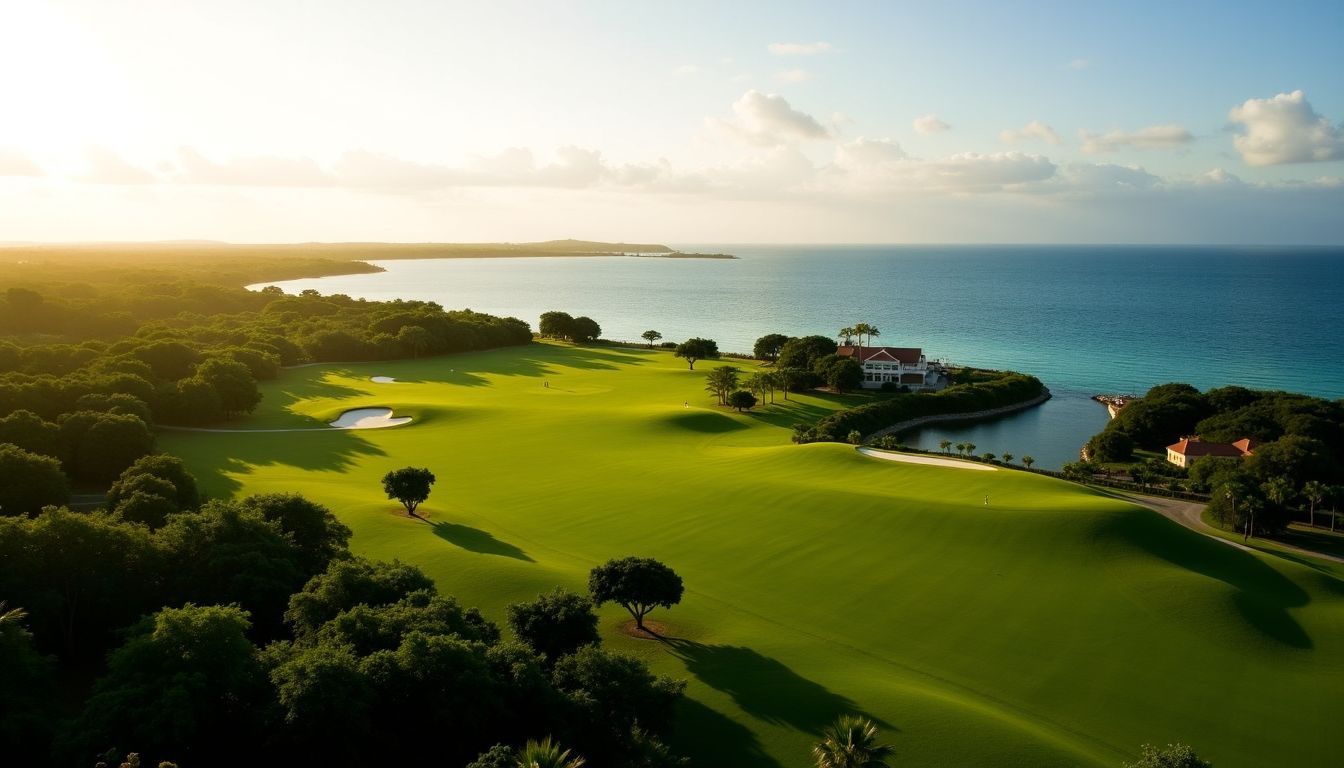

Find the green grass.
[{"left": 159, "top": 343, "right": 1344, "bottom": 768}]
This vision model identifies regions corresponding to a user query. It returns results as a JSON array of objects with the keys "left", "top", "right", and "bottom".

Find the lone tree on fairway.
[
  {"left": 675, "top": 338, "right": 719, "bottom": 370},
  {"left": 812, "top": 715, "right": 894, "bottom": 768},
  {"left": 588, "top": 557, "right": 683, "bottom": 632},
  {"left": 382, "top": 467, "right": 435, "bottom": 516},
  {"left": 1123, "top": 743, "right": 1211, "bottom": 768},
  {"left": 1022, "top": 455, "right": 1035, "bottom": 469},
  {"left": 641, "top": 330, "right": 663, "bottom": 348}
]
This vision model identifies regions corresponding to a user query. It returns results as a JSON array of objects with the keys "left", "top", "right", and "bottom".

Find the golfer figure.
[{"left": 984, "top": 495, "right": 989, "bottom": 506}]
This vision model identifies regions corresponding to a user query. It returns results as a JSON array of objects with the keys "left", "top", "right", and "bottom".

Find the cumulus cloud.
[
  {"left": 1000, "top": 120, "right": 1061, "bottom": 145},
  {"left": 1080, "top": 125, "right": 1194, "bottom": 154},
  {"left": 708, "top": 90, "right": 829, "bottom": 146},
  {"left": 1047, "top": 163, "right": 1161, "bottom": 193},
  {"left": 830, "top": 140, "right": 1055, "bottom": 193},
  {"left": 0, "top": 148, "right": 42, "bottom": 177},
  {"left": 768, "top": 41, "right": 831, "bottom": 56},
  {"left": 1228, "top": 90, "right": 1344, "bottom": 166},
  {"left": 913, "top": 114, "right": 951, "bottom": 135},
  {"left": 83, "top": 146, "right": 157, "bottom": 184},
  {"left": 173, "top": 147, "right": 336, "bottom": 186}
]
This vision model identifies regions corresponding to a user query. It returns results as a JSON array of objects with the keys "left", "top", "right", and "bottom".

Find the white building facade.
[{"left": 836, "top": 346, "right": 948, "bottom": 391}]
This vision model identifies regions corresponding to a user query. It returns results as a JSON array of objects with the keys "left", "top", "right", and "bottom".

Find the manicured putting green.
[{"left": 160, "top": 343, "right": 1344, "bottom": 768}]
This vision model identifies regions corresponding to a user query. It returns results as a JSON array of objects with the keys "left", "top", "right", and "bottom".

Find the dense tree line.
[
  {"left": 798, "top": 370, "right": 1046, "bottom": 443},
  {"left": 0, "top": 467, "right": 685, "bottom": 766},
  {"left": 0, "top": 284, "right": 531, "bottom": 499},
  {"left": 1085, "top": 382, "right": 1344, "bottom": 535}
]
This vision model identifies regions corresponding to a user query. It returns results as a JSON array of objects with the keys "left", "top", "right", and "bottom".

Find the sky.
[{"left": 1, "top": 0, "right": 1342, "bottom": 244}]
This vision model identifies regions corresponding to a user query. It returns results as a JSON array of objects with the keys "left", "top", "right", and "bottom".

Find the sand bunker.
[
  {"left": 329, "top": 407, "right": 412, "bottom": 429},
  {"left": 371, "top": 376, "right": 397, "bottom": 383},
  {"left": 857, "top": 446, "right": 998, "bottom": 471}
]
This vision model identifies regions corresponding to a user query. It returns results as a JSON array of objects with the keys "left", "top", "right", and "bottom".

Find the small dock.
[{"left": 1093, "top": 394, "right": 1136, "bottom": 420}]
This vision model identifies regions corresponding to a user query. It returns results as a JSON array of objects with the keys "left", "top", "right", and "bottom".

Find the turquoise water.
[{"left": 257, "top": 245, "right": 1344, "bottom": 467}]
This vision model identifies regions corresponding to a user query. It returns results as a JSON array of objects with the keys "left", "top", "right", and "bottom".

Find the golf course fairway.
[{"left": 159, "top": 342, "right": 1344, "bottom": 767}]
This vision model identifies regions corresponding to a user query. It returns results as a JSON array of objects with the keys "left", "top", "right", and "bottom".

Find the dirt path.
[{"left": 1108, "top": 489, "right": 1344, "bottom": 564}]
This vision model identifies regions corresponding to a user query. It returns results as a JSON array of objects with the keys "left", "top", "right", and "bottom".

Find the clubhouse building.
[
  {"left": 1165, "top": 436, "right": 1258, "bottom": 469},
  {"left": 836, "top": 345, "right": 948, "bottom": 391}
]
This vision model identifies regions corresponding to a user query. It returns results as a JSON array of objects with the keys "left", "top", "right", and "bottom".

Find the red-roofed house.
[
  {"left": 1165, "top": 436, "right": 1258, "bottom": 469},
  {"left": 836, "top": 345, "right": 947, "bottom": 391}
]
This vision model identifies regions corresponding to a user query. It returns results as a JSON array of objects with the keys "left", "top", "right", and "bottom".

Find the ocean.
[{"left": 254, "top": 245, "right": 1344, "bottom": 468}]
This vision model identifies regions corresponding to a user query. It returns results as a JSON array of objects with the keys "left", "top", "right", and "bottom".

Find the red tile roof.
[
  {"left": 837, "top": 345, "right": 923, "bottom": 365},
  {"left": 1166, "top": 436, "right": 1256, "bottom": 458}
]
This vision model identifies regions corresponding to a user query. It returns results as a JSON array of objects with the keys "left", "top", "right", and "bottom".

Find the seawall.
[{"left": 865, "top": 388, "right": 1053, "bottom": 440}]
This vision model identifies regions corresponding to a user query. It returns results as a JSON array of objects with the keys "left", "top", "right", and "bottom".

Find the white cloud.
[
  {"left": 1228, "top": 90, "right": 1344, "bottom": 166},
  {"left": 830, "top": 141, "right": 1055, "bottom": 193},
  {"left": 1080, "top": 125, "right": 1194, "bottom": 154},
  {"left": 1196, "top": 168, "right": 1243, "bottom": 186},
  {"left": 173, "top": 147, "right": 337, "bottom": 186},
  {"left": 1067, "top": 58, "right": 1091, "bottom": 70},
  {"left": 674, "top": 64, "right": 699, "bottom": 76},
  {"left": 83, "top": 146, "right": 157, "bottom": 184},
  {"left": 768, "top": 41, "right": 831, "bottom": 56},
  {"left": 913, "top": 114, "right": 951, "bottom": 135},
  {"left": 776, "top": 68, "right": 811, "bottom": 83},
  {"left": 708, "top": 90, "right": 829, "bottom": 147},
  {"left": 0, "top": 148, "right": 43, "bottom": 177},
  {"left": 1000, "top": 120, "right": 1061, "bottom": 145},
  {"left": 1047, "top": 163, "right": 1161, "bottom": 193}
]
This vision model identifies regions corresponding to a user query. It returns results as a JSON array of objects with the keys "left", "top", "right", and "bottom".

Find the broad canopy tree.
[
  {"left": 382, "top": 467, "right": 436, "bottom": 516},
  {"left": 674, "top": 338, "right": 719, "bottom": 370},
  {"left": 588, "top": 557, "right": 683, "bottom": 631},
  {"left": 640, "top": 330, "right": 663, "bottom": 347}
]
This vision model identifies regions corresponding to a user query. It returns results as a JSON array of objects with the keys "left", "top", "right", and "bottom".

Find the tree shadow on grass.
[
  {"left": 1103, "top": 512, "right": 1314, "bottom": 648},
  {"left": 670, "top": 698, "right": 783, "bottom": 768},
  {"left": 430, "top": 521, "right": 535, "bottom": 562},
  {"left": 179, "top": 429, "right": 389, "bottom": 499},
  {"left": 664, "top": 639, "right": 891, "bottom": 733}
]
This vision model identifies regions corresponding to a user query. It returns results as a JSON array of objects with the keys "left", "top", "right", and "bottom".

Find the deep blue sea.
[{"left": 255, "top": 245, "right": 1344, "bottom": 468}]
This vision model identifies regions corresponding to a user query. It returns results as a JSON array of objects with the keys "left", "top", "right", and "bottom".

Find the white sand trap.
[
  {"left": 371, "top": 376, "right": 397, "bottom": 383},
  {"left": 329, "top": 407, "right": 412, "bottom": 429},
  {"left": 857, "top": 446, "right": 998, "bottom": 471}
]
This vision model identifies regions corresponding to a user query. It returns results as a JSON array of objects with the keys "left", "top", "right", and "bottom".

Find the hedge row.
[{"left": 807, "top": 371, "right": 1047, "bottom": 440}]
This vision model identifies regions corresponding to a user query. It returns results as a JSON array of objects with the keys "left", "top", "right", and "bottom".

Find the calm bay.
[{"left": 254, "top": 245, "right": 1344, "bottom": 468}]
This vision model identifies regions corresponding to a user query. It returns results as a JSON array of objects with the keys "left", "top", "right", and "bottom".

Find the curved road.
[{"left": 1111, "top": 489, "right": 1344, "bottom": 565}]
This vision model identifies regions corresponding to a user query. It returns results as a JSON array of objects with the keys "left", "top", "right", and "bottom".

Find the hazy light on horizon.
[{"left": 1, "top": 0, "right": 1342, "bottom": 244}]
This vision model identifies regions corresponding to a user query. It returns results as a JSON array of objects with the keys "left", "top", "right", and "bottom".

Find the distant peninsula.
[{"left": 0, "top": 239, "right": 736, "bottom": 287}]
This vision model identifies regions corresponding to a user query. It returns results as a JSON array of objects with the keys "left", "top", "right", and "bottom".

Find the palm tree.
[
  {"left": 516, "top": 737, "right": 585, "bottom": 768},
  {"left": 954, "top": 443, "right": 966, "bottom": 456},
  {"left": 0, "top": 602, "right": 27, "bottom": 630},
  {"left": 852, "top": 322, "right": 872, "bottom": 348},
  {"left": 838, "top": 326, "right": 857, "bottom": 347},
  {"left": 1302, "top": 480, "right": 1327, "bottom": 527},
  {"left": 939, "top": 439, "right": 952, "bottom": 454},
  {"left": 865, "top": 324, "right": 881, "bottom": 348},
  {"left": 982, "top": 452, "right": 996, "bottom": 463},
  {"left": 812, "top": 715, "right": 895, "bottom": 768},
  {"left": 1022, "top": 455, "right": 1035, "bottom": 469},
  {"left": 1262, "top": 475, "right": 1296, "bottom": 519},
  {"left": 965, "top": 442, "right": 976, "bottom": 457},
  {"left": 1002, "top": 452, "right": 1014, "bottom": 464}
]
